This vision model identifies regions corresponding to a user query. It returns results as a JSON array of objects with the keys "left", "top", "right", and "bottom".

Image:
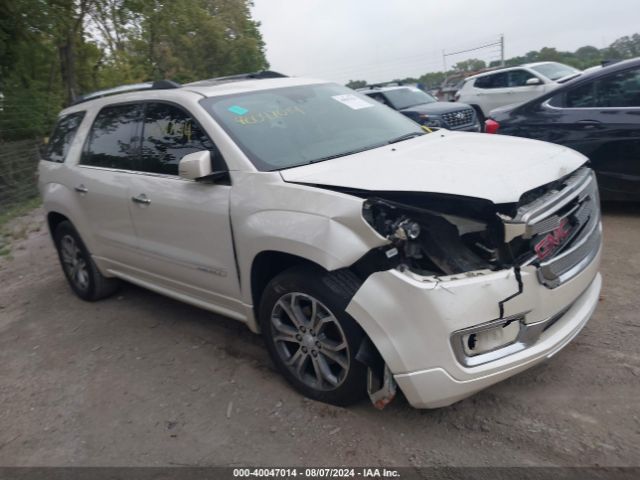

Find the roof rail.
[
  {"left": 72, "top": 79, "right": 181, "bottom": 105},
  {"left": 185, "top": 70, "right": 288, "bottom": 87},
  {"left": 365, "top": 81, "right": 405, "bottom": 89}
]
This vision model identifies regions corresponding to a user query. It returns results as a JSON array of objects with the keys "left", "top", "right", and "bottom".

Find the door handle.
[
  {"left": 74, "top": 185, "right": 88, "bottom": 194},
  {"left": 131, "top": 194, "right": 151, "bottom": 205},
  {"left": 577, "top": 120, "right": 602, "bottom": 130}
]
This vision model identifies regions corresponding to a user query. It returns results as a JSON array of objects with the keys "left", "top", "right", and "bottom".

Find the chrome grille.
[
  {"left": 505, "top": 167, "right": 602, "bottom": 289},
  {"left": 441, "top": 108, "right": 475, "bottom": 129}
]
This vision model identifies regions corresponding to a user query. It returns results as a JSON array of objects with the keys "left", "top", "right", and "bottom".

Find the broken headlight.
[{"left": 362, "top": 197, "right": 501, "bottom": 276}]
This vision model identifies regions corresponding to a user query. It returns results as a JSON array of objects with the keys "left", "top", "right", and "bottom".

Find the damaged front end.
[
  {"left": 350, "top": 166, "right": 601, "bottom": 407},
  {"left": 357, "top": 166, "right": 599, "bottom": 284}
]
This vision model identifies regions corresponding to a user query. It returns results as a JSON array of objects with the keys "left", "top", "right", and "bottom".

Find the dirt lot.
[{"left": 0, "top": 205, "right": 639, "bottom": 467}]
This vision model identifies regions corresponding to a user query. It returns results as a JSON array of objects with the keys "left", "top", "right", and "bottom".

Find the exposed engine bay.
[{"left": 350, "top": 166, "right": 595, "bottom": 279}]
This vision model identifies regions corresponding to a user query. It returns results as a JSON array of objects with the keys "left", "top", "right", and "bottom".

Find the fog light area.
[{"left": 462, "top": 320, "right": 521, "bottom": 357}]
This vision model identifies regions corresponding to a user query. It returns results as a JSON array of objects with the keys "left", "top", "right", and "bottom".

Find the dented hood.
[{"left": 280, "top": 131, "right": 587, "bottom": 204}]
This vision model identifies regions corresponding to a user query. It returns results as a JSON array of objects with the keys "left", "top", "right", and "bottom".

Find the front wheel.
[{"left": 259, "top": 266, "right": 367, "bottom": 406}]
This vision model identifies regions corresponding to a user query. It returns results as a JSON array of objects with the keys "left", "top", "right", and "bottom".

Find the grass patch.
[
  {"left": 0, "top": 197, "right": 42, "bottom": 229},
  {"left": 0, "top": 196, "right": 42, "bottom": 256}
]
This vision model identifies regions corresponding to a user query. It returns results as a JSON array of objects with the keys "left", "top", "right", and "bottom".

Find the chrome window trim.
[
  {"left": 543, "top": 97, "right": 640, "bottom": 111},
  {"left": 76, "top": 164, "right": 193, "bottom": 182}
]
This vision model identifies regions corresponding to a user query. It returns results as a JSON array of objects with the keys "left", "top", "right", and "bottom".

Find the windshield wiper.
[
  {"left": 307, "top": 143, "right": 387, "bottom": 164},
  {"left": 387, "top": 132, "right": 425, "bottom": 145}
]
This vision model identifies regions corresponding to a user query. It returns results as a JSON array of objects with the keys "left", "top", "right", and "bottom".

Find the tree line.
[
  {"left": 347, "top": 33, "right": 640, "bottom": 91},
  {"left": 0, "top": 0, "right": 268, "bottom": 140}
]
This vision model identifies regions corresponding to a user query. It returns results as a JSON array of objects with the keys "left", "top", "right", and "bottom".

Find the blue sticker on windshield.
[{"left": 228, "top": 105, "right": 249, "bottom": 115}]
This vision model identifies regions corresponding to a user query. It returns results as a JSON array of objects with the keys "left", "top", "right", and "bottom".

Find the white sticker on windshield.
[{"left": 332, "top": 94, "right": 374, "bottom": 110}]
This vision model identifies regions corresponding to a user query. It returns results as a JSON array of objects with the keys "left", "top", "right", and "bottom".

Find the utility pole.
[
  {"left": 442, "top": 50, "right": 447, "bottom": 73},
  {"left": 500, "top": 34, "right": 505, "bottom": 67}
]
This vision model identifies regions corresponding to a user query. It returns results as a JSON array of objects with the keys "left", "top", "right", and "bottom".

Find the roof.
[{"left": 66, "top": 71, "right": 330, "bottom": 110}]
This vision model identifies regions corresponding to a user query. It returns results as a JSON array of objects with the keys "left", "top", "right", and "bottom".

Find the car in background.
[
  {"left": 485, "top": 57, "right": 640, "bottom": 201},
  {"left": 457, "top": 62, "right": 582, "bottom": 120},
  {"left": 358, "top": 85, "right": 481, "bottom": 132}
]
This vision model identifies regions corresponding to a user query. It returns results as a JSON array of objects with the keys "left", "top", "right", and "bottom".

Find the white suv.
[
  {"left": 39, "top": 72, "right": 602, "bottom": 409},
  {"left": 457, "top": 62, "right": 581, "bottom": 119}
]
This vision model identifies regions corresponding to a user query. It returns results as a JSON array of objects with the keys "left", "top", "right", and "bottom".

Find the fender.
[{"left": 230, "top": 172, "right": 387, "bottom": 306}]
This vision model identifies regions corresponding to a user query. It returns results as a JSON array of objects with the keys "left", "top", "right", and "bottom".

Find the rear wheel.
[
  {"left": 53, "top": 221, "right": 120, "bottom": 301},
  {"left": 259, "top": 266, "right": 367, "bottom": 406}
]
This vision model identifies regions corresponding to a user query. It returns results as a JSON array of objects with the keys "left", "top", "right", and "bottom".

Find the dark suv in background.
[{"left": 358, "top": 85, "right": 481, "bottom": 132}]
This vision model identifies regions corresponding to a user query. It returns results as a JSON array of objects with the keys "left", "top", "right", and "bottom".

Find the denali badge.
[{"left": 534, "top": 219, "right": 572, "bottom": 261}]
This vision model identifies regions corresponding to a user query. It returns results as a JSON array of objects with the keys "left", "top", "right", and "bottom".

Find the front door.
[{"left": 125, "top": 102, "right": 241, "bottom": 310}]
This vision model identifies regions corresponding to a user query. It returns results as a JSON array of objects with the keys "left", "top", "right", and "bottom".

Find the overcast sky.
[{"left": 251, "top": 0, "right": 640, "bottom": 83}]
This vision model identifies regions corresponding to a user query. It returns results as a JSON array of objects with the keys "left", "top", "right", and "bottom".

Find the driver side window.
[{"left": 140, "top": 103, "right": 221, "bottom": 175}]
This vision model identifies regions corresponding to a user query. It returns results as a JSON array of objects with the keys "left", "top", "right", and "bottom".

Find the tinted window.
[
  {"left": 508, "top": 70, "right": 537, "bottom": 87},
  {"left": 379, "top": 87, "right": 437, "bottom": 109},
  {"left": 82, "top": 104, "right": 140, "bottom": 169},
  {"left": 474, "top": 72, "right": 508, "bottom": 89},
  {"left": 140, "top": 103, "right": 216, "bottom": 175},
  {"left": 365, "top": 92, "right": 392, "bottom": 107},
  {"left": 562, "top": 68, "right": 640, "bottom": 108},
  {"left": 595, "top": 68, "right": 640, "bottom": 107},
  {"left": 45, "top": 112, "right": 85, "bottom": 163}
]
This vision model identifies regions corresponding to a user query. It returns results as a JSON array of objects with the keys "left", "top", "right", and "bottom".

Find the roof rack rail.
[
  {"left": 72, "top": 79, "right": 181, "bottom": 105},
  {"left": 365, "top": 81, "right": 405, "bottom": 89},
  {"left": 185, "top": 70, "right": 288, "bottom": 87}
]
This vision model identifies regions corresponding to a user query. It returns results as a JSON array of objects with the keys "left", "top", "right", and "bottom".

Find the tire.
[
  {"left": 53, "top": 221, "right": 120, "bottom": 301},
  {"left": 259, "top": 265, "right": 368, "bottom": 406}
]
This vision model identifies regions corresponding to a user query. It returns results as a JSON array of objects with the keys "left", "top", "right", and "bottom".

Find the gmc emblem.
[{"left": 534, "top": 219, "right": 572, "bottom": 261}]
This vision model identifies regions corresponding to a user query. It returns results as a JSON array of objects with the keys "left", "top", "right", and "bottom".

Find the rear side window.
[
  {"left": 81, "top": 104, "right": 141, "bottom": 170},
  {"left": 44, "top": 112, "right": 85, "bottom": 163},
  {"left": 140, "top": 103, "right": 217, "bottom": 175},
  {"left": 474, "top": 72, "right": 508, "bottom": 89},
  {"left": 557, "top": 67, "right": 640, "bottom": 109}
]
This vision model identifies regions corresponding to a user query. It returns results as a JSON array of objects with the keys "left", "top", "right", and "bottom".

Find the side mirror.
[
  {"left": 179, "top": 150, "right": 213, "bottom": 181},
  {"left": 526, "top": 77, "right": 542, "bottom": 86}
]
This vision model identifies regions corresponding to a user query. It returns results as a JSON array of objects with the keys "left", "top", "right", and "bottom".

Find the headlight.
[{"left": 419, "top": 115, "right": 442, "bottom": 128}]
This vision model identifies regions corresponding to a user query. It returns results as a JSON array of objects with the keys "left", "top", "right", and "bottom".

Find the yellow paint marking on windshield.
[
  {"left": 421, "top": 125, "right": 433, "bottom": 133},
  {"left": 234, "top": 106, "right": 305, "bottom": 126}
]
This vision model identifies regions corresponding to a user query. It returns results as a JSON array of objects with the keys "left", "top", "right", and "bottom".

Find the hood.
[
  {"left": 280, "top": 131, "right": 587, "bottom": 204},
  {"left": 401, "top": 101, "right": 472, "bottom": 116}
]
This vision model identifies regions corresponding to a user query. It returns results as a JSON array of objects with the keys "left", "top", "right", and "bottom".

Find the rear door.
[
  {"left": 125, "top": 102, "right": 241, "bottom": 309},
  {"left": 70, "top": 103, "right": 142, "bottom": 265},
  {"left": 473, "top": 72, "right": 510, "bottom": 115}
]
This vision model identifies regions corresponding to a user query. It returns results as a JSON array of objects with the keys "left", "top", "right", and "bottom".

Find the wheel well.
[
  {"left": 47, "top": 212, "right": 69, "bottom": 235},
  {"left": 250, "top": 251, "right": 321, "bottom": 313}
]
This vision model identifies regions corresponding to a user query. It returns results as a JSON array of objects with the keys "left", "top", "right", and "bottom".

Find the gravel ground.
[{"left": 0, "top": 205, "right": 639, "bottom": 467}]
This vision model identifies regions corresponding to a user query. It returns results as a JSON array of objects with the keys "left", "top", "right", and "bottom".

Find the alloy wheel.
[
  {"left": 270, "top": 292, "right": 350, "bottom": 391},
  {"left": 59, "top": 234, "right": 90, "bottom": 292}
]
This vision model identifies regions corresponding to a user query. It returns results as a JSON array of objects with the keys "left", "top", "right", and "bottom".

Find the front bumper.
[{"left": 346, "top": 243, "right": 602, "bottom": 409}]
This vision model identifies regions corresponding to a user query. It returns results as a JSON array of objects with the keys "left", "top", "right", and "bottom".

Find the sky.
[{"left": 251, "top": 0, "right": 640, "bottom": 84}]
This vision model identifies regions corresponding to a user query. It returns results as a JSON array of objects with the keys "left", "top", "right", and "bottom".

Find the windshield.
[
  {"left": 382, "top": 87, "right": 437, "bottom": 109},
  {"left": 201, "top": 83, "right": 424, "bottom": 171},
  {"left": 530, "top": 62, "right": 580, "bottom": 81}
]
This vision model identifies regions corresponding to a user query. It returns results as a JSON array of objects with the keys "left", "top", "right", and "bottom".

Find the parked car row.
[{"left": 485, "top": 58, "right": 640, "bottom": 201}]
